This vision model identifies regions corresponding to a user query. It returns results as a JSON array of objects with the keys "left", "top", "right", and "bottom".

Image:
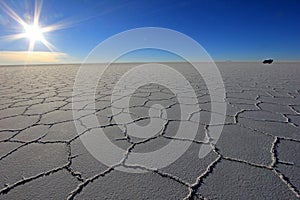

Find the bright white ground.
[{"left": 0, "top": 62, "right": 299, "bottom": 199}]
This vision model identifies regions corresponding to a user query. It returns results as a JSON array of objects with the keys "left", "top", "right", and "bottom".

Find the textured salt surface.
[{"left": 0, "top": 62, "right": 299, "bottom": 199}]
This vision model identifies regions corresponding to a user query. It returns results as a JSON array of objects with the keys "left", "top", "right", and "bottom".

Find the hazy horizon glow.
[{"left": 0, "top": 51, "right": 73, "bottom": 64}]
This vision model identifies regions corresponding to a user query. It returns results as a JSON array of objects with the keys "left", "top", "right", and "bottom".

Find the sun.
[
  {"left": 0, "top": 0, "right": 70, "bottom": 52},
  {"left": 24, "top": 24, "right": 45, "bottom": 42}
]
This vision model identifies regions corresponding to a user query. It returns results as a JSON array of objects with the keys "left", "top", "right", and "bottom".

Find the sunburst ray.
[{"left": 0, "top": 0, "right": 71, "bottom": 52}]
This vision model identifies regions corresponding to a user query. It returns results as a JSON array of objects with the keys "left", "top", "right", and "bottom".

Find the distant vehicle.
[{"left": 262, "top": 59, "right": 273, "bottom": 64}]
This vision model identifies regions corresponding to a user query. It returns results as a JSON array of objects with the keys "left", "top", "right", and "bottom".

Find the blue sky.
[{"left": 0, "top": 0, "right": 299, "bottom": 64}]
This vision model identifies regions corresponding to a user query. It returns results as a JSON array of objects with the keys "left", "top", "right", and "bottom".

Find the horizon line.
[{"left": 1, "top": 60, "right": 300, "bottom": 67}]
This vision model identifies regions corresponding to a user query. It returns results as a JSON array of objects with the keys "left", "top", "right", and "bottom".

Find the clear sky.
[{"left": 0, "top": 0, "right": 299, "bottom": 64}]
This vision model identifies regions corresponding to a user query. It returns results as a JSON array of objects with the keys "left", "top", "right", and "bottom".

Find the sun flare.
[
  {"left": 0, "top": 0, "right": 70, "bottom": 52},
  {"left": 24, "top": 24, "right": 45, "bottom": 42}
]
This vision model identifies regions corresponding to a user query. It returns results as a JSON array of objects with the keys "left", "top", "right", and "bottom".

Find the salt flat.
[{"left": 0, "top": 62, "right": 299, "bottom": 199}]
